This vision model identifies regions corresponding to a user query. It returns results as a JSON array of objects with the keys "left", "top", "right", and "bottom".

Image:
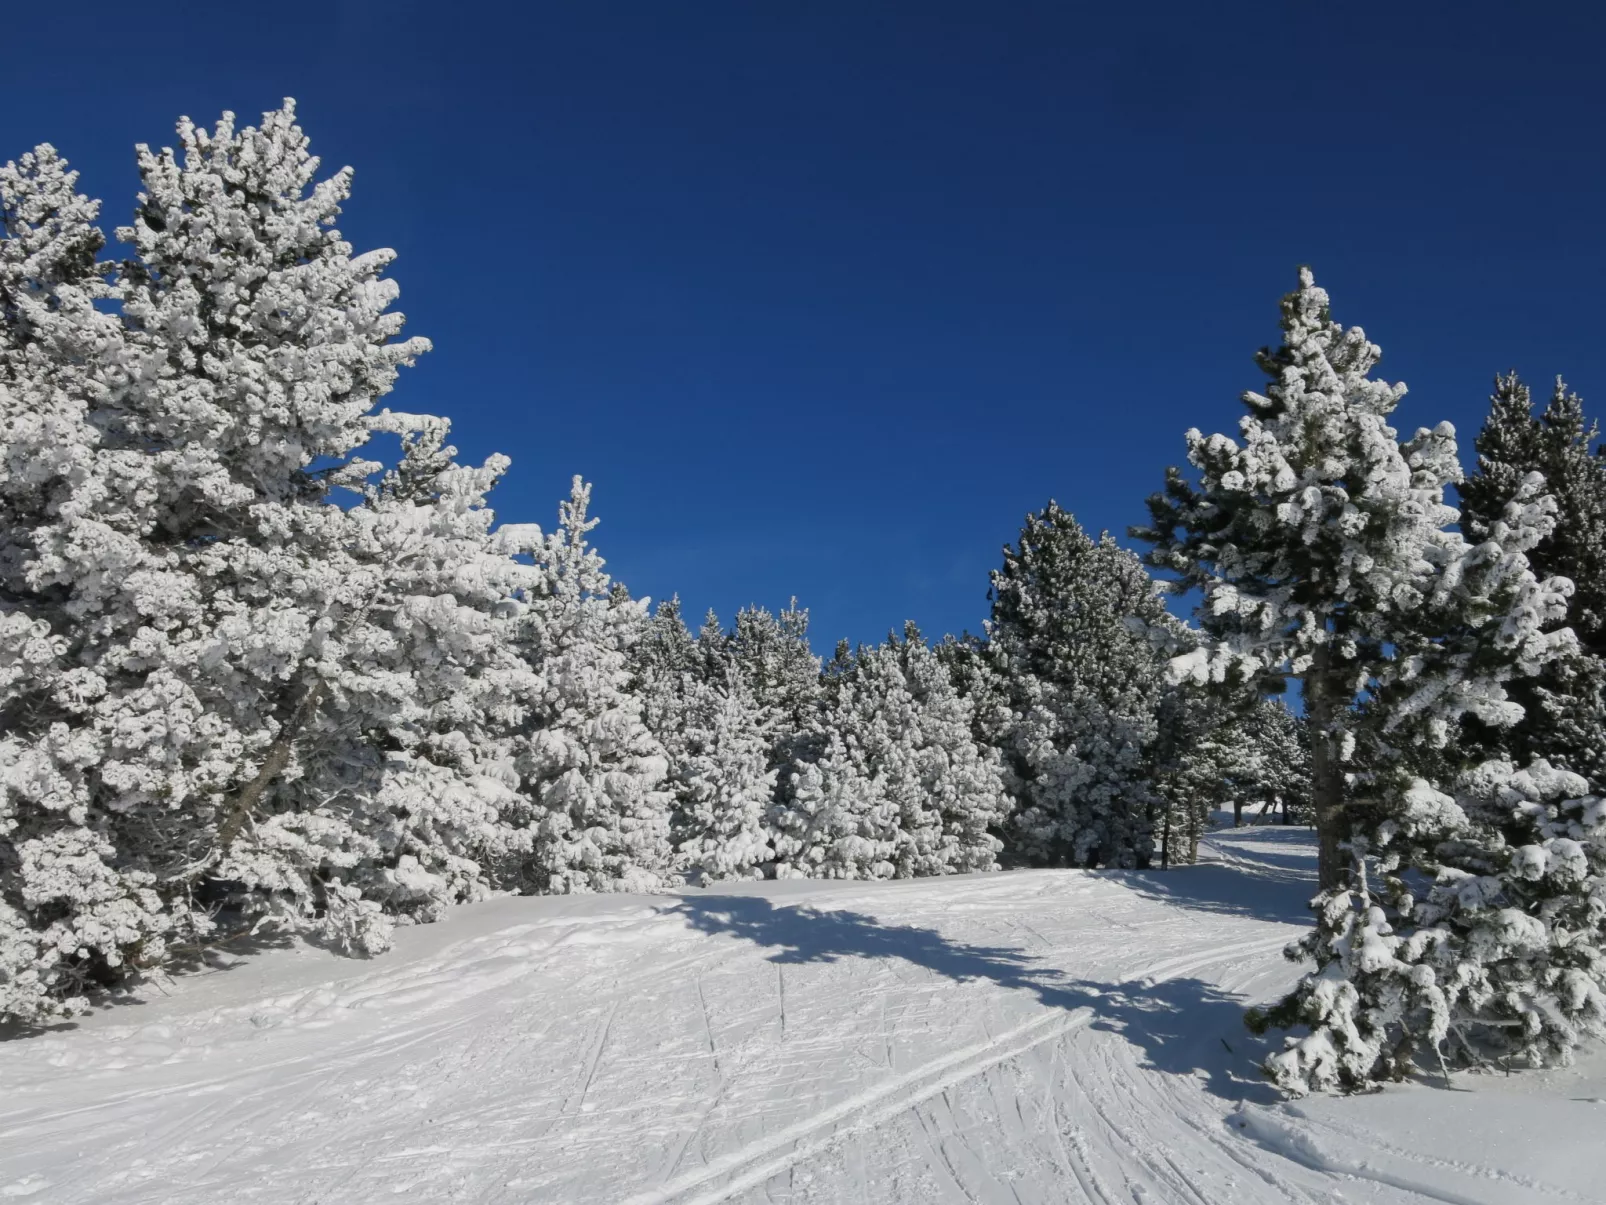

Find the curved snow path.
[{"left": 2, "top": 825, "right": 1602, "bottom": 1204}]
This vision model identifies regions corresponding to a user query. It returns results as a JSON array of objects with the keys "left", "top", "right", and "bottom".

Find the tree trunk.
[
  {"left": 216, "top": 677, "right": 328, "bottom": 850},
  {"left": 1233, "top": 797, "right": 1243, "bottom": 827},
  {"left": 1305, "top": 646, "right": 1347, "bottom": 891},
  {"left": 211, "top": 585, "right": 392, "bottom": 857}
]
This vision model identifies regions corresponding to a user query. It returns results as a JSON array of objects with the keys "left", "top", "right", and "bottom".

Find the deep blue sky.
[{"left": 6, "top": 2, "right": 1604, "bottom": 651}]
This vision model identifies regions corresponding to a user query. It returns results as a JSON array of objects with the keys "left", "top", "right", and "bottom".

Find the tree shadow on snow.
[
  {"left": 670, "top": 894, "right": 1284, "bottom": 1105},
  {"left": 1110, "top": 864, "right": 1315, "bottom": 926},
  {"left": 1, "top": 926, "right": 301, "bottom": 1042},
  {"left": 1107, "top": 827, "right": 1321, "bottom": 926},
  {"left": 1212, "top": 827, "right": 1323, "bottom": 870}
]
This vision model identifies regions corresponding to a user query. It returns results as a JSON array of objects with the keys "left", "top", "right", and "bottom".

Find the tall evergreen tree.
[
  {"left": 770, "top": 726, "right": 878, "bottom": 880},
  {"left": 702, "top": 600, "right": 824, "bottom": 829},
  {"left": 934, "top": 633, "right": 1010, "bottom": 738},
  {"left": 1134, "top": 268, "right": 1571, "bottom": 889},
  {"left": 111, "top": 103, "right": 564, "bottom": 951},
  {"left": 671, "top": 670, "right": 777, "bottom": 881},
  {"left": 725, "top": 600, "right": 822, "bottom": 738},
  {"left": 1157, "top": 271, "right": 1584, "bottom": 1094},
  {"left": 516, "top": 478, "right": 675, "bottom": 894},
  {"left": 632, "top": 598, "right": 777, "bottom": 881},
  {"left": 891, "top": 624, "right": 1009, "bottom": 873},
  {"left": 1247, "top": 373, "right": 1606, "bottom": 1095},
  {"left": 0, "top": 144, "right": 160, "bottom": 1022},
  {"left": 987, "top": 505, "right": 1169, "bottom": 869},
  {"left": 633, "top": 597, "right": 699, "bottom": 692},
  {"left": 771, "top": 638, "right": 907, "bottom": 880},
  {"left": 346, "top": 413, "right": 544, "bottom": 922},
  {"left": 1234, "top": 699, "right": 1312, "bottom": 824},
  {"left": 629, "top": 595, "right": 702, "bottom": 765},
  {"left": 1459, "top": 374, "right": 1606, "bottom": 784},
  {"left": 771, "top": 625, "right": 1006, "bottom": 880},
  {"left": 1147, "top": 683, "right": 1222, "bottom": 867},
  {"left": 103, "top": 101, "right": 450, "bottom": 952},
  {"left": 1, "top": 105, "right": 546, "bottom": 1021}
]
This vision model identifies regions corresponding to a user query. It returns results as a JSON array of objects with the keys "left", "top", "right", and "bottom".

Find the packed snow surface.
[{"left": 3, "top": 824, "right": 1602, "bottom": 1204}]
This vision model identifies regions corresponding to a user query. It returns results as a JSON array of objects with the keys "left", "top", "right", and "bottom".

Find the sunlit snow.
[{"left": 3, "top": 822, "right": 1598, "bottom": 1204}]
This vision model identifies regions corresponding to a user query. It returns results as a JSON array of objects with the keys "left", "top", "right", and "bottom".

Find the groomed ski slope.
[{"left": 3, "top": 824, "right": 1603, "bottom": 1204}]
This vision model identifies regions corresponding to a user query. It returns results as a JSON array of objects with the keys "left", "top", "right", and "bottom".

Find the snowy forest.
[{"left": 3, "top": 100, "right": 1604, "bottom": 1103}]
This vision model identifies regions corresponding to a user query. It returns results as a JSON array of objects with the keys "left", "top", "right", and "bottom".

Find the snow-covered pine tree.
[
  {"left": 771, "top": 638, "right": 899, "bottom": 879},
  {"left": 719, "top": 601, "right": 820, "bottom": 733},
  {"left": 2, "top": 104, "right": 548, "bottom": 1023},
  {"left": 890, "top": 624, "right": 1009, "bottom": 873},
  {"left": 634, "top": 597, "right": 699, "bottom": 691},
  {"left": 1461, "top": 375, "right": 1606, "bottom": 648},
  {"left": 1236, "top": 699, "right": 1312, "bottom": 824},
  {"left": 1258, "top": 469, "right": 1592, "bottom": 1092},
  {"left": 0, "top": 144, "right": 170, "bottom": 1023},
  {"left": 629, "top": 596, "right": 700, "bottom": 764},
  {"left": 630, "top": 595, "right": 779, "bottom": 881},
  {"left": 1164, "top": 696, "right": 1311, "bottom": 832},
  {"left": 671, "top": 669, "right": 776, "bottom": 881},
  {"left": 1410, "top": 760, "right": 1606, "bottom": 1072},
  {"left": 1458, "top": 374, "right": 1606, "bottom": 784},
  {"left": 6, "top": 101, "right": 458, "bottom": 1007},
  {"left": 101, "top": 101, "right": 544, "bottom": 954},
  {"left": 1133, "top": 268, "right": 1571, "bottom": 890},
  {"left": 1254, "top": 498, "right": 1584, "bottom": 1093},
  {"left": 769, "top": 724, "right": 879, "bottom": 881},
  {"left": 771, "top": 625, "right": 1008, "bottom": 880},
  {"left": 700, "top": 600, "right": 824, "bottom": 845},
  {"left": 696, "top": 607, "right": 727, "bottom": 660},
  {"left": 1169, "top": 272, "right": 1585, "bottom": 1093},
  {"left": 934, "top": 632, "right": 1010, "bottom": 741},
  {"left": 986, "top": 505, "right": 1168, "bottom": 869},
  {"left": 1250, "top": 759, "right": 1606, "bottom": 1095},
  {"left": 1148, "top": 684, "right": 1231, "bottom": 866},
  {"left": 516, "top": 477, "right": 675, "bottom": 894},
  {"left": 345, "top": 412, "right": 544, "bottom": 920}
]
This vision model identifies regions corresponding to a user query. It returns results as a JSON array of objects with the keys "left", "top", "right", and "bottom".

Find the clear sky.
[{"left": 6, "top": 2, "right": 1603, "bottom": 651}]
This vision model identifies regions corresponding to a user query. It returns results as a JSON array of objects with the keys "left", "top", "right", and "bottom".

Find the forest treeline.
[{"left": 3, "top": 103, "right": 1603, "bottom": 1096}]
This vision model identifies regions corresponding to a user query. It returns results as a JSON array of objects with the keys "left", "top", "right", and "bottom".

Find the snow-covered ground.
[{"left": 3, "top": 824, "right": 1603, "bottom": 1204}]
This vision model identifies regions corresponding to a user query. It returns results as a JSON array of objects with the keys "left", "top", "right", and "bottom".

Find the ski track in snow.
[{"left": 2, "top": 825, "right": 1603, "bottom": 1204}]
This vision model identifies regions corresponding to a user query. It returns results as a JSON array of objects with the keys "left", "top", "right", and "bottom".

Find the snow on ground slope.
[{"left": 2, "top": 824, "right": 1603, "bottom": 1204}]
